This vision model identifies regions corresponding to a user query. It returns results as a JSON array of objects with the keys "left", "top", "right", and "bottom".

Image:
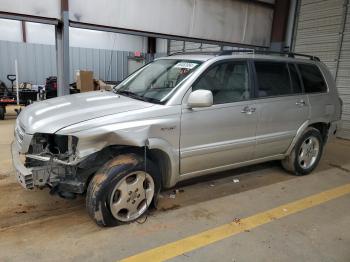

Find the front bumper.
[
  {"left": 11, "top": 142, "right": 34, "bottom": 189},
  {"left": 12, "top": 141, "right": 86, "bottom": 193}
]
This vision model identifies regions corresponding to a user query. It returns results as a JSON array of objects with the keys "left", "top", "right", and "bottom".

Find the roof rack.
[
  {"left": 219, "top": 49, "right": 320, "bottom": 61},
  {"left": 169, "top": 50, "right": 320, "bottom": 61}
]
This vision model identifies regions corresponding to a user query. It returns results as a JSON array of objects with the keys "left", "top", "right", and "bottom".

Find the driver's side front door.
[{"left": 179, "top": 60, "right": 258, "bottom": 178}]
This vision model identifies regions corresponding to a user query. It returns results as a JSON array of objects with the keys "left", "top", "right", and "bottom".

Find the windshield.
[{"left": 114, "top": 59, "right": 202, "bottom": 104}]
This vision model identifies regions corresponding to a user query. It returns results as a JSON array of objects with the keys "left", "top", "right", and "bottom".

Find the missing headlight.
[{"left": 29, "top": 133, "right": 78, "bottom": 158}]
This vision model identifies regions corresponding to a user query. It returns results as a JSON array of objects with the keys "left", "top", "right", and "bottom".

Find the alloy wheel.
[
  {"left": 109, "top": 171, "right": 154, "bottom": 222},
  {"left": 298, "top": 136, "right": 320, "bottom": 170}
]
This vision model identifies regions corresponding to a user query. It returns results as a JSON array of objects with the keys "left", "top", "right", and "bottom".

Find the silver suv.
[{"left": 12, "top": 51, "right": 342, "bottom": 226}]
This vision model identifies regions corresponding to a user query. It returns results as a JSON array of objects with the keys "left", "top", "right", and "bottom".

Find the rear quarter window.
[{"left": 297, "top": 64, "right": 327, "bottom": 93}]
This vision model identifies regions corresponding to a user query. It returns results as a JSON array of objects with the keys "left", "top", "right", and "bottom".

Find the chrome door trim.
[
  {"left": 295, "top": 99, "right": 306, "bottom": 107},
  {"left": 256, "top": 131, "right": 296, "bottom": 144},
  {"left": 180, "top": 137, "right": 256, "bottom": 158}
]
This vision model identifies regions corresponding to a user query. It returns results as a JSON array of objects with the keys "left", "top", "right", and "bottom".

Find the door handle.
[
  {"left": 241, "top": 106, "right": 256, "bottom": 114},
  {"left": 296, "top": 100, "right": 306, "bottom": 106}
]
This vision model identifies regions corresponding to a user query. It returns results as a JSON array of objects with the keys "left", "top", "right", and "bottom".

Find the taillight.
[{"left": 339, "top": 97, "right": 343, "bottom": 116}]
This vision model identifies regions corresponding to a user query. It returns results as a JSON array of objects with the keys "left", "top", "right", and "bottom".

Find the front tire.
[
  {"left": 282, "top": 127, "right": 323, "bottom": 176},
  {"left": 86, "top": 153, "right": 160, "bottom": 227}
]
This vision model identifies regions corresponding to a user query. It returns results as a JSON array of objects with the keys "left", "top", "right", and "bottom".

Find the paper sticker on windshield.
[{"left": 174, "top": 62, "right": 198, "bottom": 69}]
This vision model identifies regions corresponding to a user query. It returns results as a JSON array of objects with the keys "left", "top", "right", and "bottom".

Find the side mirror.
[{"left": 187, "top": 89, "right": 213, "bottom": 108}]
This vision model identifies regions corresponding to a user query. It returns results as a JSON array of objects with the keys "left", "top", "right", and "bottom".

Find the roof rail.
[
  {"left": 219, "top": 49, "right": 320, "bottom": 61},
  {"left": 169, "top": 50, "right": 320, "bottom": 61}
]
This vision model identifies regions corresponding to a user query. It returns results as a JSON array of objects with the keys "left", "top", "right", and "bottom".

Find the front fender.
[{"left": 146, "top": 138, "right": 180, "bottom": 188}]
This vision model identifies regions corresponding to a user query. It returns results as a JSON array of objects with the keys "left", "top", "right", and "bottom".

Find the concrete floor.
[{"left": 0, "top": 107, "right": 350, "bottom": 262}]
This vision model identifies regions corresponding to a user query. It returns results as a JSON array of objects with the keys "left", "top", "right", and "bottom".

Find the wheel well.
[
  {"left": 80, "top": 145, "right": 171, "bottom": 190},
  {"left": 147, "top": 148, "right": 171, "bottom": 188},
  {"left": 78, "top": 145, "right": 142, "bottom": 192},
  {"left": 309, "top": 122, "right": 330, "bottom": 142}
]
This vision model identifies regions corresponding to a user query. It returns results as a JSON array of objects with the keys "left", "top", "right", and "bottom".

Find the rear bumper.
[
  {"left": 11, "top": 142, "right": 34, "bottom": 189},
  {"left": 327, "top": 120, "right": 342, "bottom": 141}
]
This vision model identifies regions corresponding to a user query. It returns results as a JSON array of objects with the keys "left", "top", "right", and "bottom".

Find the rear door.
[
  {"left": 253, "top": 61, "right": 309, "bottom": 159},
  {"left": 297, "top": 63, "right": 331, "bottom": 125}
]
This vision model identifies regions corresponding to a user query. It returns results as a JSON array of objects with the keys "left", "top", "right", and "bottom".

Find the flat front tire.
[
  {"left": 282, "top": 127, "right": 324, "bottom": 176},
  {"left": 86, "top": 153, "right": 160, "bottom": 227}
]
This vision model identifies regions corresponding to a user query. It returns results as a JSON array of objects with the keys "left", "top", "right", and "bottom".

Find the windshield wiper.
[
  {"left": 115, "top": 90, "right": 147, "bottom": 101},
  {"left": 140, "top": 96, "right": 163, "bottom": 104},
  {"left": 115, "top": 90, "right": 137, "bottom": 97},
  {"left": 115, "top": 90, "right": 162, "bottom": 104}
]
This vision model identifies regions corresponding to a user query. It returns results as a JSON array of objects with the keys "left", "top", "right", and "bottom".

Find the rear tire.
[
  {"left": 86, "top": 153, "right": 161, "bottom": 227},
  {"left": 0, "top": 106, "right": 5, "bottom": 120},
  {"left": 281, "top": 127, "right": 323, "bottom": 176}
]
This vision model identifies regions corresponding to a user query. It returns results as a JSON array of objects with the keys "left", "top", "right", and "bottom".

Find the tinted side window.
[
  {"left": 255, "top": 62, "right": 292, "bottom": 97},
  {"left": 298, "top": 64, "right": 327, "bottom": 93},
  {"left": 193, "top": 61, "right": 250, "bottom": 104},
  {"left": 288, "top": 63, "right": 302, "bottom": 94}
]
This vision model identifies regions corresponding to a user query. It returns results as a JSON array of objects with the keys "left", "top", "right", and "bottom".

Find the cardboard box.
[
  {"left": 92, "top": 79, "right": 114, "bottom": 91},
  {"left": 76, "top": 70, "right": 94, "bottom": 92},
  {"left": 98, "top": 80, "right": 113, "bottom": 91}
]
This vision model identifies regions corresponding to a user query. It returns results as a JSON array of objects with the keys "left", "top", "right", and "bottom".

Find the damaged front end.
[
  {"left": 13, "top": 131, "right": 89, "bottom": 196},
  {"left": 25, "top": 134, "right": 80, "bottom": 189},
  {"left": 13, "top": 128, "right": 123, "bottom": 197}
]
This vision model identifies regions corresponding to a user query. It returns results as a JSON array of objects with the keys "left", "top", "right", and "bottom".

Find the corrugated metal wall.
[
  {"left": 337, "top": 1, "right": 350, "bottom": 139},
  {"left": 293, "top": 0, "right": 344, "bottom": 77},
  {"left": 69, "top": 47, "right": 130, "bottom": 84},
  {"left": 0, "top": 40, "right": 56, "bottom": 87},
  {"left": 0, "top": 40, "right": 158, "bottom": 87},
  {"left": 293, "top": 0, "right": 350, "bottom": 139}
]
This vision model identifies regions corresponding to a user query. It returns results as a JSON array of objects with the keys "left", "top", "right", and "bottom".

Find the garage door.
[
  {"left": 293, "top": 0, "right": 350, "bottom": 139},
  {"left": 168, "top": 40, "right": 255, "bottom": 56},
  {"left": 169, "top": 40, "right": 221, "bottom": 54}
]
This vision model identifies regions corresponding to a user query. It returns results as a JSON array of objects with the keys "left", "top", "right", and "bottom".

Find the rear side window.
[
  {"left": 288, "top": 64, "right": 303, "bottom": 94},
  {"left": 298, "top": 64, "right": 327, "bottom": 93},
  {"left": 255, "top": 62, "right": 292, "bottom": 97}
]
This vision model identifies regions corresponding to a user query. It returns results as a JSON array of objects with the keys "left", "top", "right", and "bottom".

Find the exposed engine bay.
[
  {"left": 24, "top": 134, "right": 83, "bottom": 196},
  {"left": 22, "top": 133, "right": 123, "bottom": 198}
]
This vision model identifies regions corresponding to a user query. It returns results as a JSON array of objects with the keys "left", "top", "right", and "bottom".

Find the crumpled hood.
[{"left": 18, "top": 91, "right": 154, "bottom": 134}]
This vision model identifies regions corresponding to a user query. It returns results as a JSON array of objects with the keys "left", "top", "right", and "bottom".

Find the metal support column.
[
  {"left": 55, "top": 0, "right": 70, "bottom": 96},
  {"left": 21, "top": 21, "right": 26, "bottom": 42}
]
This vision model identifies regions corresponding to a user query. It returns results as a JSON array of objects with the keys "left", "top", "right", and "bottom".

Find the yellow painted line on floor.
[{"left": 119, "top": 183, "right": 350, "bottom": 262}]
